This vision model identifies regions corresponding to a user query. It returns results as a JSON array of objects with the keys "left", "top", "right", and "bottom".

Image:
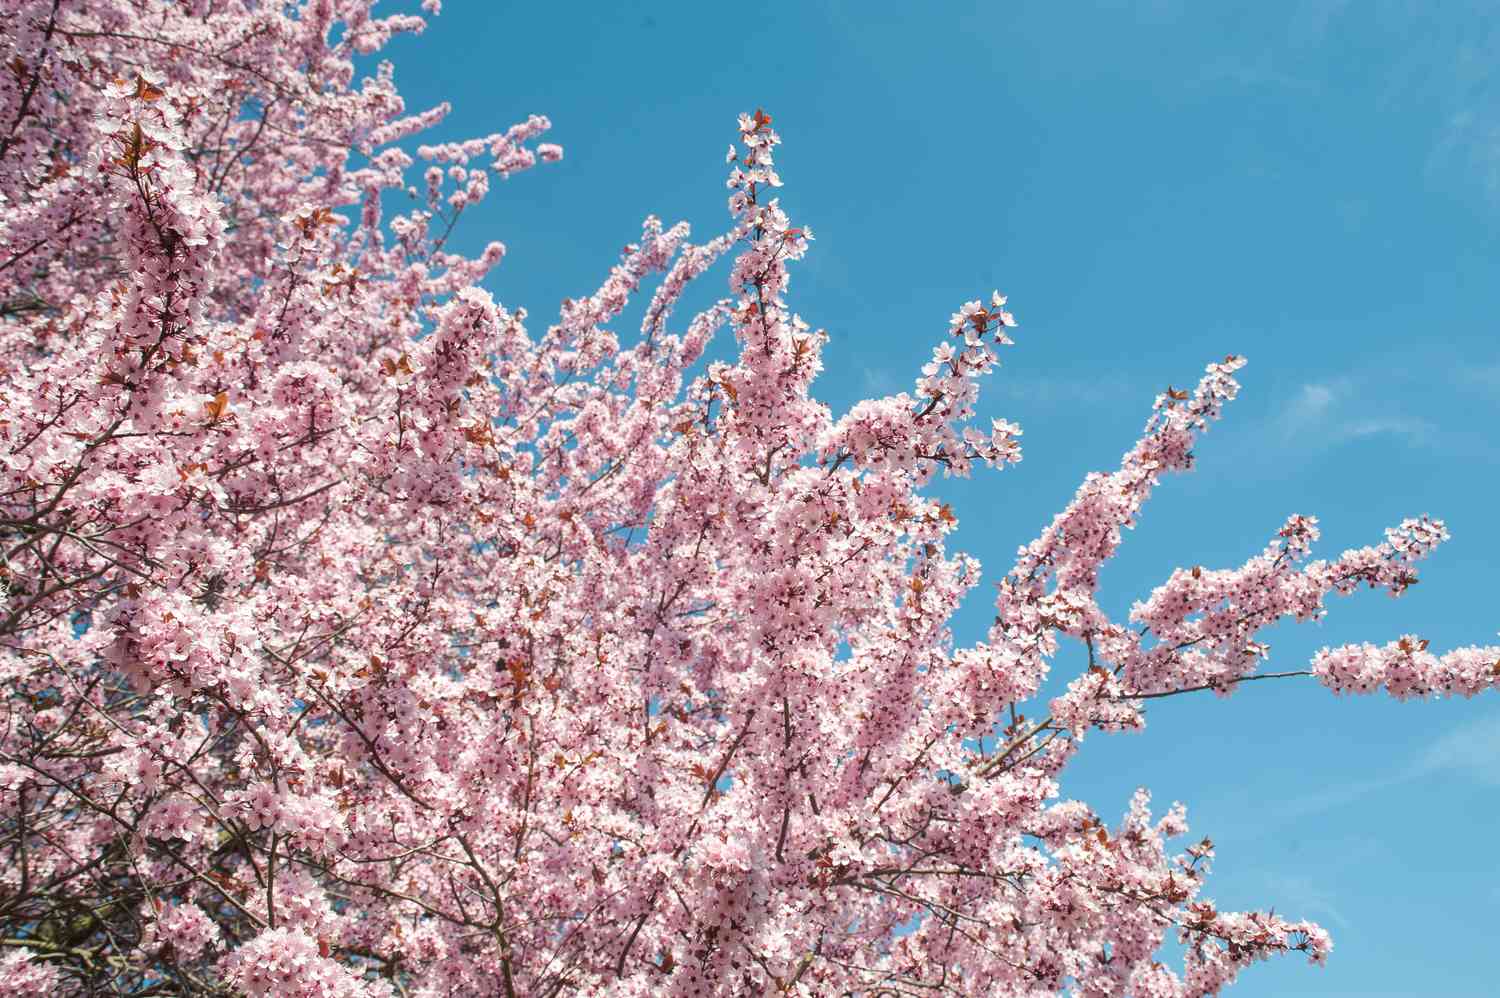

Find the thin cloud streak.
[
  {"left": 1224, "top": 712, "right": 1500, "bottom": 839},
  {"left": 1273, "top": 377, "right": 1434, "bottom": 449}
]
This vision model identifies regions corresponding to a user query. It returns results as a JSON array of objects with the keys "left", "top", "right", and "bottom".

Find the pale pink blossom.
[{"left": 0, "top": 5, "right": 1490, "bottom": 996}]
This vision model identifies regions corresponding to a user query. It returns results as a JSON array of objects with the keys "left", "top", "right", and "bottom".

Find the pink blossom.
[{"left": 0, "top": 5, "right": 1491, "bottom": 996}]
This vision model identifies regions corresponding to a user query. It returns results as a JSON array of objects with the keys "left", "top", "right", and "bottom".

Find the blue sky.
[{"left": 385, "top": 2, "right": 1499, "bottom": 993}]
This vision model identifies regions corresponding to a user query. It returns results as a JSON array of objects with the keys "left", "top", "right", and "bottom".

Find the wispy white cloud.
[
  {"left": 1230, "top": 712, "right": 1500, "bottom": 836},
  {"left": 1399, "top": 4, "right": 1500, "bottom": 205},
  {"left": 1416, "top": 714, "right": 1500, "bottom": 787},
  {"left": 1338, "top": 416, "right": 1435, "bottom": 440},
  {"left": 1208, "top": 361, "right": 1498, "bottom": 477},
  {"left": 1282, "top": 380, "right": 1340, "bottom": 426},
  {"left": 1274, "top": 377, "right": 1434, "bottom": 447},
  {"left": 1256, "top": 872, "right": 1351, "bottom": 929}
]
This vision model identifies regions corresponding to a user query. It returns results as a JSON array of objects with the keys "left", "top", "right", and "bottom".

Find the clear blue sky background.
[{"left": 382, "top": 3, "right": 1499, "bottom": 993}]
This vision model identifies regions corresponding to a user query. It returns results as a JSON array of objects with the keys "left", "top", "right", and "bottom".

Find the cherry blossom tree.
[{"left": 0, "top": 2, "right": 1494, "bottom": 996}]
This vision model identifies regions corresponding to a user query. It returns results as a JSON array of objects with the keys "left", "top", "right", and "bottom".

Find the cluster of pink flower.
[{"left": 0, "top": 2, "right": 1492, "bottom": 995}]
